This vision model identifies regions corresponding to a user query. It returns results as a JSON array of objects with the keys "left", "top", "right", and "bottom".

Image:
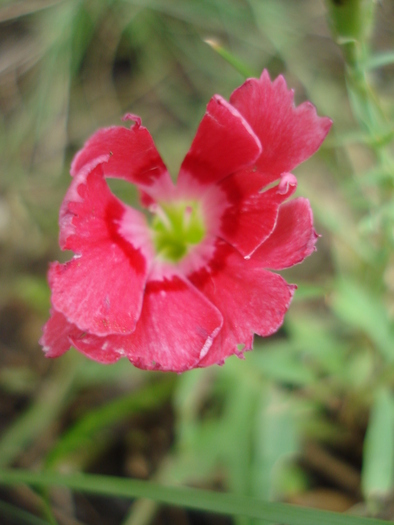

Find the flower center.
[{"left": 150, "top": 200, "right": 206, "bottom": 263}]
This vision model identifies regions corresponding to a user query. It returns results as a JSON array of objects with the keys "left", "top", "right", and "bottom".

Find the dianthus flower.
[{"left": 40, "top": 70, "right": 331, "bottom": 372}]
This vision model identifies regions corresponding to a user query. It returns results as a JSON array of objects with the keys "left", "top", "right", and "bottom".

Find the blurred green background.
[{"left": 0, "top": 0, "right": 393, "bottom": 524}]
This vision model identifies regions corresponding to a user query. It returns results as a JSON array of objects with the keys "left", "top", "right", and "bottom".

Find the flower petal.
[
  {"left": 70, "top": 120, "right": 174, "bottom": 202},
  {"left": 128, "top": 275, "right": 223, "bottom": 371},
  {"left": 217, "top": 171, "right": 297, "bottom": 257},
  {"left": 177, "top": 95, "right": 261, "bottom": 189},
  {"left": 253, "top": 197, "right": 318, "bottom": 270},
  {"left": 70, "top": 275, "right": 223, "bottom": 372},
  {"left": 51, "top": 167, "right": 151, "bottom": 336},
  {"left": 230, "top": 70, "right": 332, "bottom": 182},
  {"left": 189, "top": 241, "right": 295, "bottom": 367},
  {"left": 40, "top": 309, "right": 79, "bottom": 358},
  {"left": 40, "top": 309, "right": 122, "bottom": 363}
]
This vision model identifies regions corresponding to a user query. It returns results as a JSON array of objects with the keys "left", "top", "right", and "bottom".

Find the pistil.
[{"left": 150, "top": 200, "right": 205, "bottom": 263}]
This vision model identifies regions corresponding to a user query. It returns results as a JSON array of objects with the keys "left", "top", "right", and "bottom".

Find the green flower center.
[{"left": 151, "top": 200, "right": 206, "bottom": 262}]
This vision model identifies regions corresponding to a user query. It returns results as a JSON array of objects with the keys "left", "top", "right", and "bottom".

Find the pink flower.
[{"left": 40, "top": 71, "right": 331, "bottom": 372}]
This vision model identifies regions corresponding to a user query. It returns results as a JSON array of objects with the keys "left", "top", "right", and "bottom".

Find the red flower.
[{"left": 40, "top": 71, "right": 331, "bottom": 372}]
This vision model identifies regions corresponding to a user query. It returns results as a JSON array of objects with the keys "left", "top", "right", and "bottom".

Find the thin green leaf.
[
  {"left": 46, "top": 378, "right": 174, "bottom": 469},
  {"left": 251, "top": 343, "right": 316, "bottom": 386},
  {"left": 204, "top": 38, "right": 255, "bottom": 78},
  {"left": 365, "top": 51, "right": 394, "bottom": 70},
  {"left": 332, "top": 279, "right": 394, "bottom": 361},
  {"left": 0, "top": 469, "right": 389, "bottom": 525},
  {"left": 252, "top": 387, "right": 300, "bottom": 500},
  {"left": 0, "top": 0, "right": 62, "bottom": 23},
  {"left": 0, "top": 499, "right": 50, "bottom": 525},
  {"left": 362, "top": 388, "right": 394, "bottom": 498},
  {"left": 291, "top": 283, "right": 327, "bottom": 302},
  {"left": 0, "top": 353, "right": 81, "bottom": 468}
]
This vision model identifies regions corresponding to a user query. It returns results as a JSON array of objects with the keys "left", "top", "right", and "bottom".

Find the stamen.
[
  {"left": 150, "top": 203, "right": 172, "bottom": 231},
  {"left": 150, "top": 200, "right": 205, "bottom": 263},
  {"left": 184, "top": 205, "right": 193, "bottom": 229}
]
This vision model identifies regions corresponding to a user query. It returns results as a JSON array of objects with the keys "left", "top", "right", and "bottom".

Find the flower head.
[{"left": 40, "top": 70, "right": 331, "bottom": 372}]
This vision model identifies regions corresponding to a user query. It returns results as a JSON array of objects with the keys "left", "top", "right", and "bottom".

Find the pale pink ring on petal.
[{"left": 71, "top": 153, "right": 110, "bottom": 178}]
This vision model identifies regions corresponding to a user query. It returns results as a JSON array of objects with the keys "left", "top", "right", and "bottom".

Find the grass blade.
[
  {"left": 0, "top": 469, "right": 389, "bottom": 525},
  {"left": 0, "top": 499, "right": 50, "bottom": 525}
]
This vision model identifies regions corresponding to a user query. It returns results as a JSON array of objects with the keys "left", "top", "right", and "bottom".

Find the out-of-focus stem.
[{"left": 326, "top": 0, "right": 393, "bottom": 177}]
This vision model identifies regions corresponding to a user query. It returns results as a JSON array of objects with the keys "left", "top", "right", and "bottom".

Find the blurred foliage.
[{"left": 0, "top": 0, "right": 393, "bottom": 524}]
